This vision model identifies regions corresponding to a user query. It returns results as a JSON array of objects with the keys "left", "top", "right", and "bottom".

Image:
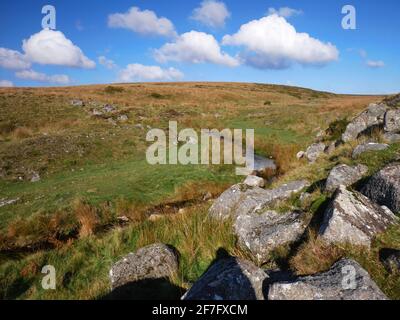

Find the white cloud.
[
  {"left": 15, "top": 69, "right": 71, "bottom": 84},
  {"left": 267, "top": 7, "right": 303, "bottom": 18},
  {"left": 222, "top": 14, "right": 338, "bottom": 69},
  {"left": 108, "top": 7, "right": 176, "bottom": 38},
  {"left": 117, "top": 64, "right": 184, "bottom": 82},
  {"left": 0, "top": 48, "right": 31, "bottom": 70},
  {"left": 191, "top": 1, "right": 230, "bottom": 28},
  {"left": 154, "top": 31, "right": 239, "bottom": 67},
  {"left": 0, "top": 80, "right": 14, "bottom": 87},
  {"left": 98, "top": 56, "right": 117, "bottom": 69},
  {"left": 366, "top": 60, "right": 385, "bottom": 68},
  {"left": 22, "top": 29, "right": 95, "bottom": 69}
]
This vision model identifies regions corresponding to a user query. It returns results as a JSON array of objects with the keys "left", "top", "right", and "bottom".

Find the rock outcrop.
[
  {"left": 268, "top": 259, "right": 388, "bottom": 300},
  {"left": 305, "top": 143, "right": 326, "bottom": 162},
  {"left": 243, "top": 175, "right": 265, "bottom": 188},
  {"left": 384, "top": 132, "right": 400, "bottom": 144},
  {"left": 384, "top": 109, "right": 400, "bottom": 133},
  {"left": 319, "top": 186, "right": 397, "bottom": 247},
  {"left": 209, "top": 180, "right": 309, "bottom": 221},
  {"left": 352, "top": 143, "right": 389, "bottom": 159},
  {"left": 234, "top": 211, "right": 307, "bottom": 263},
  {"left": 342, "top": 103, "right": 388, "bottom": 142},
  {"left": 109, "top": 243, "right": 179, "bottom": 292},
  {"left": 360, "top": 163, "right": 400, "bottom": 213},
  {"left": 325, "top": 164, "right": 368, "bottom": 193},
  {"left": 182, "top": 257, "right": 267, "bottom": 300}
]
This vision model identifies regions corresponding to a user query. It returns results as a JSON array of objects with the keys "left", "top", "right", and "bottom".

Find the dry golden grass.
[
  {"left": 11, "top": 126, "right": 33, "bottom": 140},
  {"left": 290, "top": 230, "right": 344, "bottom": 275},
  {"left": 73, "top": 200, "right": 99, "bottom": 238}
]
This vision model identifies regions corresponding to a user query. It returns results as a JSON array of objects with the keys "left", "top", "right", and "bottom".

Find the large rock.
[
  {"left": 319, "top": 186, "right": 397, "bottom": 247},
  {"left": 325, "top": 164, "right": 368, "bottom": 193},
  {"left": 209, "top": 180, "right": 309, "bottom": 221},
  {"left": 379, "top": 249, "right": 400, "bottom": 274},
  {"left": 109, "top": 243, "right": 179, "bottom": 291},
  {"left": 384, "top": 132, "right": 400, "bottom": 144},
  {"left": 360, "top": 163, "right": 400, "bottom": 213},
  {"left": 384, "top": 109, "right": 400, "bottom": 133},
  {"left": 383, "top": 94, "right": 400, "bottom": 108},
  {"left": 352, "top": 142, "right": 389, "bottom": 159},
  {"left": 305, "top": 143, "right": 326, "bottom": 162},
  {"left": 182, "top": 257, "right": 267, "bottom": 300},
  {"left": 342, "top": 103, "right": 388, "bottom": 142},
  {"left": 235, "top": 211, "right": 307, "bottom": 263},
  {"left": 243, "top": 175, "right": 265, "bottom": 188},
  {"left": 268, "top": 259, "right": 388, "bottom": 300}
]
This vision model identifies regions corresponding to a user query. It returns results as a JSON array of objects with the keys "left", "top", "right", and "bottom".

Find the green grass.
[{"left": 0, "top": 156, "right": 239, "bottom": 228}]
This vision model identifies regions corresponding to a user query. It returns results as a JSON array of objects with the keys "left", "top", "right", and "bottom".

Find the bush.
[
  {"left": 104, "top": 86, "right": 124, "bottom": 94},
  {"left": 325, "top": 118, "right": 349, "bottom": 141}
]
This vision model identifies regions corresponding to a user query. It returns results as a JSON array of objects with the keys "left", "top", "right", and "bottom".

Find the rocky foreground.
[{"left": 108, "top": 95, "right": 400, "bottom": 300}]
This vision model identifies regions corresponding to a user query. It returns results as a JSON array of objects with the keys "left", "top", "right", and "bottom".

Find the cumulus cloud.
[
  {"left": 98, "top": 56, "right": 117, "bottom": 69},
  {"left": 22, "top": 29, "right": 95, "bottom": 69},
  {"left": 108, "top": 7, "right": 176, "bottom": 38},
  {"left": 191, "top": 1, "right": 230, "bottom": 28},
  {"left": 366, "top": 60, "right": 385, "bottom": 68},
  {"left": 267, "top": 7, "right": 303, "bottom": 18},
  {"left": 117, "top": 64, "right": 184, "bottom": 82},
  {"left": 0, "top": 80, "right": 14, "bottom": 87},
  {"left": 0, "top": 48, "right": 31, "bottom": 70},
  {"left": 222, "top": 14, "right": 338, "bottom": 69},
  {"left": 154, "top": 31, "right": 239, "bottom": 67},
  {"left": 15, "top": 69, "right": 71, "bottom": 84}
]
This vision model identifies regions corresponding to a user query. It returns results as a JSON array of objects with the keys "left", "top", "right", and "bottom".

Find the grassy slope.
[{"left": 2, "top": 82, "right": 397, "bottom": 300}]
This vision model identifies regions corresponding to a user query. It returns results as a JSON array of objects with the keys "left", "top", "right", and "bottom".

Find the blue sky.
[{"left": 0, "top": 0, "right": 399, "bottom": 94}]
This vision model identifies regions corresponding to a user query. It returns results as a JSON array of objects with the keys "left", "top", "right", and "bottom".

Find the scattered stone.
[
  {"left": 296, "top": 151, "right": 305, "bottom": 159},
  {"left": 268, "top": 259, "right": 388, "bottom": 300},
  {"left": 234, "top": 211, "right": 307, "bottom": 263},
  {"left": 319, "top": 186, "right": 397, "bottom": 247},
  {"left": 118, "top": 115, "right": 129, "bottom": 122},
  {"left": 384, "top": 109, "right": 400, "bottom": 133},
  {"left": 243, "top": 175, "right": 265, "bottom": 188},
  {"left": 209, "top": 180, "right": 309, "bottom": 221},
  {"left": 182, "top": 257, "right": 267, "bottom": 300},
  {"left": 109, "top": 243, "right": 179, "bottom": 291},
  {"left": 30, "top": 172, "right": 41, "bottom": 183},
  {"left": 342, "top": 103, "right": 388, "bottom": 142},
  {"left": 352, "top": 143, "right": 389, "bottom": 159},
  {"left": 325, "top": 164, "right": 368, "bottom": 193},
  {"left": 70, "top": 99, "right": 84, "bottom": 107},
  {"left": 92, "top": 109, "right": 103, "bottom": 116},
  {"left": 103, "top": 104, "right": 115, "bottom": 113},
  {"left": 360, "top": 163, "right": 400, "bottom": 213},
  {"left": 305, "top": 143, "right": 326, "bottom": 162},
  {"left": 379, "top": 248, "right": 400, "bottom": 274},
  {"left": 384, "top": 132, "right": 400, "bottom": 144},
  {"left": 0, "top": 198, "right": 19, "bottom": 208},
  {"left": 134, "top": 124, "right": 144, "bottom": 130},
  {"left": 117, "top": 216, "right": 130, "bottom": 224}
]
